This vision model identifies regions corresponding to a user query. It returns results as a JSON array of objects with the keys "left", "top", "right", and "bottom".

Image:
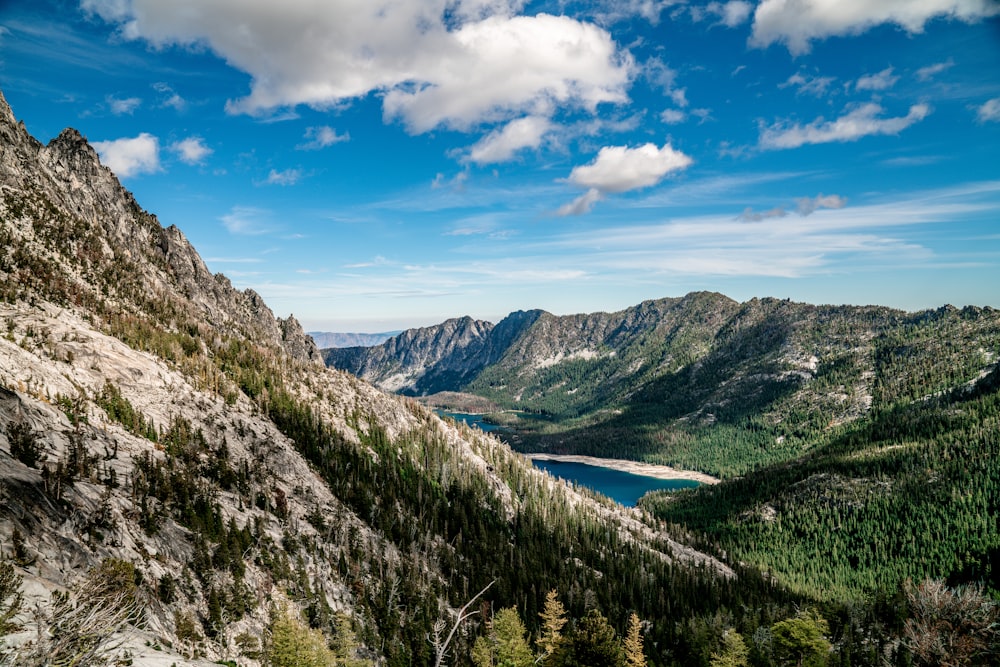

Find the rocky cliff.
[{"left": 0, "top": 92, "right": 320, "bottom": 366}]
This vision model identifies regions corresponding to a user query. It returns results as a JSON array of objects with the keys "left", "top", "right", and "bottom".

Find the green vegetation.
[
  {"left": 266, "top": 604, "right": 345, "bottom": 667},
  {"left": 643, "top": 366, "right": 1000, "bottom": 602},
  {"left": 5, "top": 421, "right": 42, "bottom": 468}
]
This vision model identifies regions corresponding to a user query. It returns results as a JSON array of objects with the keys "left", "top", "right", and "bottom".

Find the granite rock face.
[{"left": 0, "top": 90, "right": 319, "bottom": 364}]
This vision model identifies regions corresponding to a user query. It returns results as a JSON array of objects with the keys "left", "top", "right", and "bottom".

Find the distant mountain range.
[
  {"left": 324, "top": 292, "right": 1000, "bottom": 476},
  {"left": 324, "top": 291, "right": 1000, "bottom": 606},
  {"left": 308, "top": 330, "right": 401, "bottom": 348}
]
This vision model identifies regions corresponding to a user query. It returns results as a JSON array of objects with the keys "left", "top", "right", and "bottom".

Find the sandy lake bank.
[{"left": 525, "top": 453, "right": 720, "bottom": 485}]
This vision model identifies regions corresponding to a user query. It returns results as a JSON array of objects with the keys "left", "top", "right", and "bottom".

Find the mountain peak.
[{"left": 0, "top": 89, "right": 15, "bottom": 127}]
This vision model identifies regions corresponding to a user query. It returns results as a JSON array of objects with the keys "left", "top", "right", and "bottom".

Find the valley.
[{"left": 0, "top": 85, "right": 997, "bottom": 667}]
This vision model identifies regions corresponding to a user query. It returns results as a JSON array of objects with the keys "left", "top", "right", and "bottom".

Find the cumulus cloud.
[
  {"left": 92, "top": 133, "right": 160, "bottom": 177},
  {"left": 975, "top": 98, "right": 1000, "bottom": 123},
  {"left": 567, "top": 142, "right": 693, "bottom": 194},
  {"left": 107, "top": 95, "right": 141, "bottom": 115},
  {"left": 82, "top": 0, "right": 631, "bottom": 134},
  {"left": 557, "top": 142, "right": 692, "bottom": 215},
  {"left": 759, "top": 103, "right": 931, "bottom": 150},
  {"left": 464, "top": 116, "right": 551, "bottom": 164},
  {"left": 264, "top": 168, "right": 302, "bottom": 186},
  {"left": 297, "top": 126, "right": 350, "bottom": 150},
  {"left": 750, "top": 0, "right": 1000, "bottom": 54},
  {"left": 170, "top": 136, "right": 212, "bottom": 164},
  {"left": 855, "top": 67, "right": 899, "bottom": 91}
]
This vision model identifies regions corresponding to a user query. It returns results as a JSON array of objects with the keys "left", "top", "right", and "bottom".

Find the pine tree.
[
  {"left": 536, "top": 589, "right": 568, "bottom": 665},
  {"left": 710, "top": 629, "right": 749, "bottom": 667},
  {"left": 563, "top": 609, "right": 625, "bottom": 667},
  {"left": 0, "top": 559, "right": 23, "bottom": 637},
  {"left": 623, "top": 613, "right": 646, "bottom": 667},
  {"left": 267, "top": 604, "right": 337, "bottom": 667},
  {"left": 472, "top": 607, "right": 533, "bottom": 667}
]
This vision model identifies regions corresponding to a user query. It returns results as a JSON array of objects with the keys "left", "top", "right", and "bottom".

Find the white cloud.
[
  {"left": 711, "top": 1, "right": 753, "bottom": 27},
  {"left": 107, "top": 95, "right": 141, "bottom": 115},
  {"left": 975, "top": 98, "right": 1000, "bottom": 123},
  {"left": 557, "top": 188, "right": 603, "bottom": 216},
  {"left": 220, "top": 206, "right": 272, "bottom": 235},
  {"left": 464, "top": 116, "right": 551, "bottom": 164},
  {"left": 760, "top": 103, "right": 931, "bottom": 150},
  {"left": 643, "top": 58, "right": 689, "bottom": 110},
  {"left": 916, "top": 59, "right": 954, "bottom": 81},
  {"left": 431, "top": 171, "right": 470, "bottom": 191},
  {"left": 661, "top": 109, "right": 686, "bottom": 124},
  {"left": 780, "top": 71, "right": 836, "bottom": 97},
  {"left": 264, "top": 168, "right": 302, "bottom": 186},
  {"left": 689, "top": 1, "right": 752, "bottom": 26},
  {"left": 795, "top": 193, "right": 847, "bottom": 215},
  {"left": 737, "top": 193, "right": 846, "bottom": 221},
  {"left": 750, "top": 0, "right": 1000, "bottom": 55},
  {"left": 83, "top": 1, "right": 631, "bottom": 134},
  {"left": 297, "top": 126, "right": 350, "bottom": 150},
  {"left": 152, "top": 82, "right": 186, "bottom": 111},
  {"left": 567, "top": 142, "right": 693, "bottom": 194},
  {"left": 92, "top": 133, "right": 160, "bottom": 178},
  {"left": 855, "top": 67, "right": 898, "bottom": 91},
  {"left": 170, "top": 136, "right": 212, "bottom": 164}
]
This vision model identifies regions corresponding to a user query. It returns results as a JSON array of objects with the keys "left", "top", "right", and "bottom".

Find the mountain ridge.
[
  {"left": 324, "top": 292, "right": 998, "bottom": 479},
  {"left": 0, "top": 87, "right": 753, "bottom": 666}
]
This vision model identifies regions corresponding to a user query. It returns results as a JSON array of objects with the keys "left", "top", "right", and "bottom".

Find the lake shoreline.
[{"left": 525, "top": 453, "right": 720, "bottom": 485}]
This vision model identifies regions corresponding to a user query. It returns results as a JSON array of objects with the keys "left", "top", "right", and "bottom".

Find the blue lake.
[
  {"left": 436, "top": 410, "right": 698, "bottom": 506},
  {"left": 531, "top": 460, "right": 700, "bottom": 507},
  {"left": 437, "top": 411, "right": 505, "bottom": 433}
]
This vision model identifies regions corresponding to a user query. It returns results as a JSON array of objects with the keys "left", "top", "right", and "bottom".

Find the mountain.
[
  {"left": 323, "top": 311, "right": 542, "bottom": 395},
  {"left": 325, "top": 289, "right": 1000, "bottom": 609},
  {"left": 325, "top": 293, "right": 1000, "bottom": 479},
  {"left": 308, "top": 331, "right": 401, "bottom": 349},
  {"left": 0, "top": 90, "right": 765, "bottom": 666}
]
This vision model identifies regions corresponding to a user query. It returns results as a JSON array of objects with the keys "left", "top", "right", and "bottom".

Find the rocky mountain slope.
[
  {"left": 326, "top": 291, "right": 1000, "bottom": 478},
  {"left": 0, "top": 90, "right": 746, "bottom": 666},
  {"left": 324, "top": 311, "right": 543, "bottom": 395}
]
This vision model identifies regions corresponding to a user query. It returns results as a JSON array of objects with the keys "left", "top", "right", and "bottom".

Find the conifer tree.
[
  {"left": 710, "top": 629, "right": 749, "bottom": 667},
  {"left": 623, "top": 613, "right": 646, "bottom": 667},
  {"left": 267, "top": 603, "right": 337, "bottom": 667},
  {"left": 472, "top": 607, "right": 533, "bottom": 667},
  {"left": 536, "top": 589, "right": 568, "bottom": 665},
  {"left": 0, "top": 560, "right": 23, "bottom": 640},
  {"left": 562, "top": 609, "right": 625, "bottom": 667}
]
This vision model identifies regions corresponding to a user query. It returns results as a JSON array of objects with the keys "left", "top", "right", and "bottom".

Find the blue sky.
[{"left": 2, "top": 0, "right": 999, "bottom": 332}]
